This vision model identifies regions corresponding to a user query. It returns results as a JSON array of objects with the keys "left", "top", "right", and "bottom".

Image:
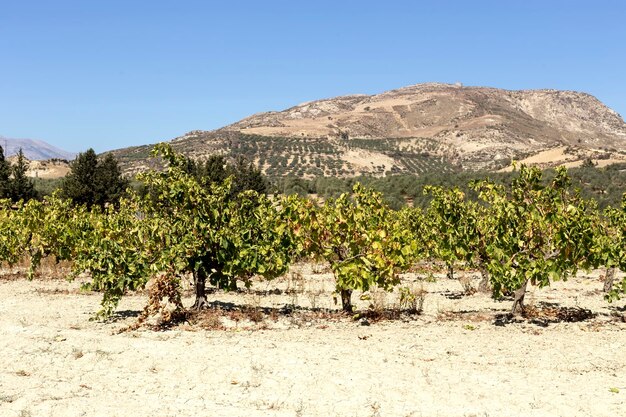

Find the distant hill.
[
  {"left": 0, "top": 136, "right": 76, "bottom": 161},
  {"left": 109, "top": 83, "right": 626, "bottom": 177},
  {"left": 4, "top": 154, "right": 71, "bottom": 179}
]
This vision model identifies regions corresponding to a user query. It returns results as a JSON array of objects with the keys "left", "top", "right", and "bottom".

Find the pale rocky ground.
[
  {"left": 26, "top": 160, "right": 71, "bottom": 179},
  {"left": 3, "top": 157, "right": 71, "bottom": 180},
  {"left": 1, "top": 265, "right": 625, "bottom": 417}
]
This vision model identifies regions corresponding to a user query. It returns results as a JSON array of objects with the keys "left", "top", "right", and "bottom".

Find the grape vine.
[{"left": 1, "top": 149, "right": 624, "bottom": 322}]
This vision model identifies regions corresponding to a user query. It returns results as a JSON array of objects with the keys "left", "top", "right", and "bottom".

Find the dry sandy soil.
[{"left": 1, "top": 265, "right": 625, "bottom": 417}]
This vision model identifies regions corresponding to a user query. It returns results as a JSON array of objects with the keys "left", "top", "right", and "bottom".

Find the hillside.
[
  {"left": 5, "top": 155, "right": 71, "bottom": 179},
  {"left": 109, "top": 83, "right": 626, "bottom": 177}
]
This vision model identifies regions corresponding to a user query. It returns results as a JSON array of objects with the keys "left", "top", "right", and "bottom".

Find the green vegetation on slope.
[{"left": 274, "top": 162, "right": 626, "bottom": 210}]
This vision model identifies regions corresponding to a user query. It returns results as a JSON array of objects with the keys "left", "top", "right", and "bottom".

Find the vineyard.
[
  {"left": 2, "top": 144, "right": 626, "bottom": 416},
  {"left": 1, "top": 144, "right": 625, "bottom": 326}
]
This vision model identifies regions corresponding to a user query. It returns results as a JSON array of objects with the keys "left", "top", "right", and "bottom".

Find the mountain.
[
  {"left": 110, "top": 83, "right": 626, "bottom": 177},
  {"left": 0, "top": 136, "right": 76, "bottom": 161}
]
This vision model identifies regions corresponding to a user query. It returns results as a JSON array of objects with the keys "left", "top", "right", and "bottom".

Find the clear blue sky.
[{"left": 1, "top": 0, "right": 625, "bottom": 153}]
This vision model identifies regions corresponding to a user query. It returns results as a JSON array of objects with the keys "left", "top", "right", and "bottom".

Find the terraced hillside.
[
  {"left": 110, "top": 83, "right": 626, "bottom": 178},
  {"left": 110, "top": 131, "right": 461, "bottom": 178}
]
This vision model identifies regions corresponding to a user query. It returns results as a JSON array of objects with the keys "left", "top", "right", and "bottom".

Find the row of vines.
[{"left": 1, "top": 144, "right": 625, "bottom": 323}]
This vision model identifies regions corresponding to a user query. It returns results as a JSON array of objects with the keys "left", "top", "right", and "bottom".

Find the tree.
[
  {"left": 93, "top": 153, "right": 129, "bottom": 206},
  {"left": 296, "top": 184, "right": 416, "bottom": 312},
  {"left": 71, "top": 198, "right": 148, "bottom": 318},
  {"left": 599, "top": 194, "right": 626, "bottom": 299},
  {"left": 137, "top": 144, "right": 297, "bottom": 311},
  {"left": 228, "top": 155, "right": 268, "bottom": 196},
  {"left": 0, "top": 199, "right": 23, "bottom": 266},
  {"left": 9, "top": 149, "right": 36, "bottom": 202},
  {"left": 184, "top": 153, "right": 268, "bottom": 198},
  {"left": 0, "top": 145, "right": 10, "bottom": 199},
  {"left": 473, "top": 165, "right": 597, "bottom": 314},
  {"left": 423, "top": 186, "right": 470, "bottom": 281},
  {"left": 61, "top": 149, "right": 128, "bottom": 208},
  {"left": 198, "top": 154, "right": 229, "bottom": 185},
  {"left": 13, "top": 194, "right": 87, "bottom": 279},
  {"left": 68, "top": 144, "right": 298, "bottom": 318},
  {"left": 422, "top": 186, "right": 491, "bottom": 292},
  {"left": 61, "top": 149, "right": 98, "bottom": 206}
]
